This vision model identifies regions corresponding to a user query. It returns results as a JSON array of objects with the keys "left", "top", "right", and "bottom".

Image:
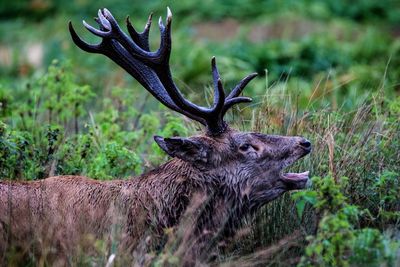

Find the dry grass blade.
[{"left": 219, "top": 231, "right": 302, "bottom": 267}]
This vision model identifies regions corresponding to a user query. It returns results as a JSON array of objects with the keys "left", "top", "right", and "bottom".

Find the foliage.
[
  {"left": 0, "top": 62, "right": 189, "bottom": 180},
  {"left": 294, "top": 176, "right": 399, "bottom": 267}
]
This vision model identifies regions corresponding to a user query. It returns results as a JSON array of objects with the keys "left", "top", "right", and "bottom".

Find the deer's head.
[
  {"left": 69, "top": 8, "right": 311, "bottom": 207},
  {"left": 154, "top": 130, "right": 311, "bottom": 207}
]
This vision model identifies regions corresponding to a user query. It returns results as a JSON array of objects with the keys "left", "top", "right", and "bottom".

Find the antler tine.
[
  {"left": 126, "top": 12, "right": 152, "bottom": 51},
  {"left": 211, "top": 57, "right": 225, "bottom": 108},
  {"left": 156, "top": 7, "right": 172, "bottom": 64},
  {"left": 69, "top": 22, "right": 104, "bottom": 53},
  {"left": 97, "top": 9, "right": 111, "bottom": 30},
  {"left": 83, "top": 20, "right": 113, "bottom": 38},
  {"left": 220, "top": 73, "right": 257, "bottom": 117},
  {"left": 100, "top": 8, "right": 169, "bottom": 66},
  {"left": 210, "top": 57, "right": 225, "bottom": 113},
  {"left": 101, "top": 9, "right": 153, "bottom": 58},
  {"left": 69, "top": 8, "right": 257, "bottom": 135},
  {"left": 227, "top": 73, "right": 258, "bottom": 99},
  {"left": 222, "top": 96, "right": 252, "bottom": 117}
]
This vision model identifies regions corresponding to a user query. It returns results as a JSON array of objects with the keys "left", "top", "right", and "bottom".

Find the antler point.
[
  {"left": 68, "top": 21, "right": 75, "bottom": 32},
  {"left": 211, "top": 56, "right": 217, "bottom": 68},
  {"left": 167, "top": 6, "right": 172, "bottom": 17},
  {"left": 103, "top": 8, "right": 112, "bottom": 19}
]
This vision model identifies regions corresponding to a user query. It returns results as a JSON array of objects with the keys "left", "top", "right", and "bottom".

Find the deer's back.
[{"left": 0, "top": 176, "right": 129, "bottom": 257}]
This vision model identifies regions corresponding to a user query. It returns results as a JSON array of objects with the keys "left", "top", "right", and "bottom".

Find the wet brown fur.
[{"left": 0, "top": 129, "right": 310, "bottom": 264}]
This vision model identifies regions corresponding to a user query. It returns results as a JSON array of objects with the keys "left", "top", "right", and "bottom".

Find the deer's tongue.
[
  {"left": 282, "top": 171, "right": 309, "bottom": 181},
  {"left": 280, "top": 171, "right": 310, "bottom": 189}
]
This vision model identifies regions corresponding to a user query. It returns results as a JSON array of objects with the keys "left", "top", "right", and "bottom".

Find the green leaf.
[{"left": 296, "top": 199, "right": 306, "bottom": 218}]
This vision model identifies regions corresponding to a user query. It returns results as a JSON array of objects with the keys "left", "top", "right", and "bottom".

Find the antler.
[{"left": 69, "top": 8, "right": 257, "bottom": 135}]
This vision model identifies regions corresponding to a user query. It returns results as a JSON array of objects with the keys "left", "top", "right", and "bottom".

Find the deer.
[{"left": 0, "top": 8, "right": 311, "bottom": 266}]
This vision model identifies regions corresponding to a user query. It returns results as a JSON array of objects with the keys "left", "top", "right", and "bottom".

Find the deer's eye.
[
  {"left": 239, "top": 144, "right": 260, "bottom": 152},
  {"left": 239, "top": 144, "right": 251, "bottom": 151}
]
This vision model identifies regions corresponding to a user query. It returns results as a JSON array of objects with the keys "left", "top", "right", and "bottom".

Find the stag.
[{"left": 0, "top": 8, "right": 311, "bottom": 265}]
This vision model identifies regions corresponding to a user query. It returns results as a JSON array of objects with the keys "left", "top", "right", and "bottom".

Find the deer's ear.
[{"left": 154, "top": 136, "right": 208, "bottom": 163}]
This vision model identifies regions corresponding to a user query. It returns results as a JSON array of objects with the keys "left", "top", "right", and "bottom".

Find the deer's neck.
[{"left": 124, "top": 159, "right": 202, "bottom": 228}]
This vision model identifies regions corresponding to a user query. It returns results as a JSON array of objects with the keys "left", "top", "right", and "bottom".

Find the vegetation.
[{"left": 0, "top": 0, "right": 399, "bottom": 265}]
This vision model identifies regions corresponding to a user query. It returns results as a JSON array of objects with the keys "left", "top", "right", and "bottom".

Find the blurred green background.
[{"left": 1, "top": 0, "right": 399, "bottom": 109}]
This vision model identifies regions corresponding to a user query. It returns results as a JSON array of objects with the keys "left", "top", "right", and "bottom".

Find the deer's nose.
[{"left": 299, "top": 139, "right": 312, "bottom": 151}]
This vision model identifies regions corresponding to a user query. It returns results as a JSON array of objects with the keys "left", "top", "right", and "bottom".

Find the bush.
[{"left": 294, "top": 176, "right": 399, "bottom": 267}]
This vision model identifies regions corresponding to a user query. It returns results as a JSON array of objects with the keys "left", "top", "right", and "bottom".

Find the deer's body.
[
  {"left": 0, "top": 132, "right": 310, "bottom": 263},
  {"left": 0, "top": 160, "right": 195, "bottom": 255},
  {"left": 0, "top": 8, "right": 312, "bottom": 265}
]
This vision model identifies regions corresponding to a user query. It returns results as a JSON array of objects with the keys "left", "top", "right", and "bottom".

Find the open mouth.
[
  {"left": 281, "top": 171, "right": 309, "bottom": 183},
  {"left": 279, "top": 146, "right": 311, "bottom": 189},
  {"left": 280, "top": 171, "right": 310, "bottom": 189}
]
